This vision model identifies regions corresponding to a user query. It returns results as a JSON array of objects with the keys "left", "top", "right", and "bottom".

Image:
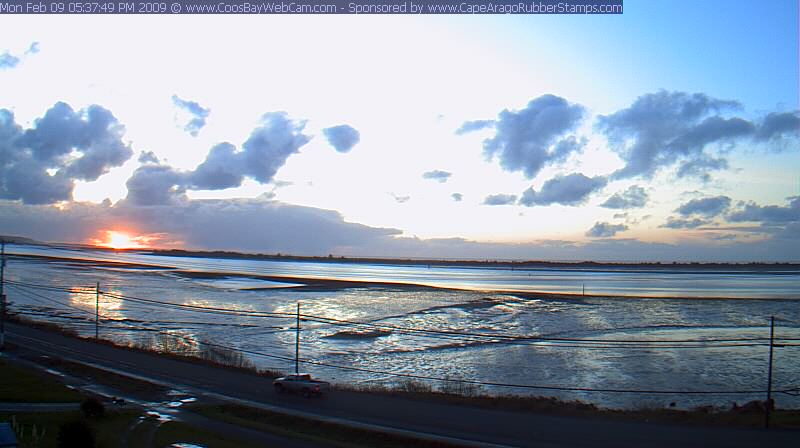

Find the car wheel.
[{"left": 302, "top": 388, "right": 310, "bottom": 398}]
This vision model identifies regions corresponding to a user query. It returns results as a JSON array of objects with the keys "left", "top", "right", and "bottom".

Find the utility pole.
[
  {"left": 95, "top": 282, "right": 100, "bottom": 340},
  {"left": 765, "top": 315, "right": 775, "bottom": 429},
  {"left": 1, "top": 241, "right": 6, "bottom": 350},
  {"left": 295, "top": 302, "right": 300, "bottom": 375}
]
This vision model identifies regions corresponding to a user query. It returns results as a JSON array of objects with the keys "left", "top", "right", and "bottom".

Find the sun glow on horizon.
[{"left": 93, "top": 230, "right": 145, "bottom": 249}]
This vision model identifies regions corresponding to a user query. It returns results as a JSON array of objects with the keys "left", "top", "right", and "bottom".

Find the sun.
[{"left": 98, "top": 231, "right": 144, "bottom": 249}]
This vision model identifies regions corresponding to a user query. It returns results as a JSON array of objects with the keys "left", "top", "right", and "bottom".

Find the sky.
[{"left": 0, "top": 1, "right": 798, "bottom": 262}]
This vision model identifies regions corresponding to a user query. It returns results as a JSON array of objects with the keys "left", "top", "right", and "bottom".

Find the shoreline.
[
  {"left": 5, "top": 238, "right": 800, "bottom": 271},
  {"left": 8, "top": 252, "right": 800, "bottom": 301}
]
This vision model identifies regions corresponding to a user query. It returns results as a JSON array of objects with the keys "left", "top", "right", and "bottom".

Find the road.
[{"left": 5, "top": 322, "right": 797, "bottom": 448}]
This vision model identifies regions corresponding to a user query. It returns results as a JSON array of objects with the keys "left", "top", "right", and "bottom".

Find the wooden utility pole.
[
  {"left": 295, "top": 302, "right": 300, "bottom": 374},
  {"left": 765, "top": 316, "right": 775, "bottom": 429},
  {"left": 0, "top": 241, "right": 6, "bottom": 349},
  {"left": 95, "top": 282, "right": 100, "bottom": 340}
]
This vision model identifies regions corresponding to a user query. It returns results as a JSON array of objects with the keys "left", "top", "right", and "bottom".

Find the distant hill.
[{"left": 0, "top": 235, "right": 43, "bottom": 245}]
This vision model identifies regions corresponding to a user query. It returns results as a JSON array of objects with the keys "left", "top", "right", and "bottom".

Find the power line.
[
  {"left": 7, "top": 280, "right": 797, "bottom": 348},
  {"left": 6, "top": 283, "right": 798, "bottom": 396}
]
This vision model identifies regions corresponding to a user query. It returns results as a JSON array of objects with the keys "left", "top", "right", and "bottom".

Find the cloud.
[
  {"left": 0, "top": 102, "right": 133, "bottom": 204},
  {"left": 422, "top": 170, "right": 452, "bottom": 183},
  {"left": 172, "top": 95, "right": 210, "bottom": 137},
  {"left": 125, "top": 165, "right": 187, "bottom": 206},
  {"left": 451, "top": 193, "right": 463, "bottom": 202},
  {"left": 26, "top": 42, "right": 40, "bottom": 55},
  {"left": 476, "top": 94, "right": 585, "bottom": 178},
  {"left": 0, "top": 42, "right": 39, "bottom": 71},
  {"left": 727, "top": 196, "right": 800, "bottom": 223},
  {"left": 124, "top": 112, "right": 311, "bottom": 204},
  {"left": 598, "top": 91, "right": 763, "bottom": 180},
  {"left": 455, "top": 119, "right": 495, "bottom": 135},
  {"left": 0, "top": 198, "right": 403, "bottom": 256},
  {"left": 519, "top": 173, "right": 607, "bottom": 206},
  {"left": 676, "top": 195, "right": 731, "bottom": 217},
  {"left": 755, "top": 112, "right": 800, "bottom": 141},
  {"left": 0, "top": 52, "right": 20, "bottom": 70},
  {"left": 240, "top": 112, "right": 311, "bottom": 183},
  {"left": 586, "top": 222, "right": 628, "bottom": 238},
  {"left": 189, "top": 143, "right": 245, "bottom": 190},
  {"left": 138, "top": 151, "right": 160, "bottom": 164},
  {"left": 322, "top": 124, "right": 360, "bottom": 153},
  {"left": 8, "top": 198, "right": 797, "bottom": 261},
  {"left": 675, "top": 156, "right": 728, "bottom": 182},
  {"left": 661, "top": 217, "right": 709, "bottom": 229},
  {"left": 600, "top": 185, "right": 648, "bottom": 209},
  {"left": 390, "top": 193, "right": 410, "bottom": 203},
  {"left": 483, "top": 193, "right": 517, "bottom": 206}
]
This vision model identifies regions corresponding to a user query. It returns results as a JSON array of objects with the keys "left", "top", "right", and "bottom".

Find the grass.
[
  {"left": 0, "top": 359, "right": 83, "bottom": 403},
  {"left": 31, "top": 357, "right": 169, "bottom": 401},
  {"left": 191, "top": 404, "right": 461, "bottom": 448},
  {"left": 8, "top": 317, "right": 800, "bottom": 430},
  {"left": 0, "top": 410, "right": 140, "bottom": 448},
  {"left": 8, "top": 314, "right": 284, "bottom": 378},
  {"left": 154, "top": 420, "right": 267, "bottom": 448},
  {"left": 338, "top": 381, "right": 800, "bottom": 429}
]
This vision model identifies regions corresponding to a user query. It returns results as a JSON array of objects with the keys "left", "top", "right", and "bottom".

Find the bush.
[
  {"left": 57, "top": 420, "right": 95, "bottom": 448},
  {"left": 80, "top": 397, "right": 105, "bottom": 418}
]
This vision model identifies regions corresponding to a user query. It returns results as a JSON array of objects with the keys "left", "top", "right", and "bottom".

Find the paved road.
[{"left": 6, "top": 322, "right": 798, "bottom": 447}]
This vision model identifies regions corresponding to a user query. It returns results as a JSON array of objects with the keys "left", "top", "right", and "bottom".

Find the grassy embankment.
[
  {"left": 0, "top": 358, "right": 265, "bottom": 447},
  {"left": 7, "top": 316, "right": 800, "bottom": 431}
]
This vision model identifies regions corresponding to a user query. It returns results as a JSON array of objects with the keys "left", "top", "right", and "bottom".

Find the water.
[{"left": 4, "top": 245, "right": 800, "bottom": 410}]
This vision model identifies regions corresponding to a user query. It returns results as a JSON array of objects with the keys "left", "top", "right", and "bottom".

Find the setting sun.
[{"left": 95, "top": 231, "right": 144, "bottom": 249}]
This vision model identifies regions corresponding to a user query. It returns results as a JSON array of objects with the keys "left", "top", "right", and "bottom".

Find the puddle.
[
  {"left": 145, "top": 410, "right": 174, "bottom": 422},
  {"left": 166, "top": 389, "right": 189, "bottom": 396}
]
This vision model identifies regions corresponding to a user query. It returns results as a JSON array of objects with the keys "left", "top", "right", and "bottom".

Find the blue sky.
[{"left": 0, "top": 1, "right": 798, "bottom": 261}]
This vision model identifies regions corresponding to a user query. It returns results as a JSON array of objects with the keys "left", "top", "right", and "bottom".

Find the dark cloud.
[
  {"left": 240, "top": 112, "right": 311, "bottom": 183},
  {"left": 600, "top": 185, "right": 648, "bottom": 209},
  {"left": 322, "top": 124, "right": 360, "bottom": 153},
  {"left": 478, "top": 94, "right": 585, "bottom": 178},
  {"left": 451, "top": 193, "right": 463, "bottom": 202},
  {"left": 676, "top": 195, "right": 731, "bottom": 217},
  {"left": 586, "top": 222, "right": 628, "bottom": 238},
  {"left": 676, "top": 156, "right": 728, "bottom": 182},
  {"left": 189, "top": 143, "right": 245, "bottom": 190},
  {"left": 8, "top": 198, "right": 797, "bottom": 261},
  {"left": 455, "top": 119, "right": 495, "bottom": 135},
  {"left": 422, "top": 170, "right": 452, "bottom": 183},
  {"left": 483, "top": 194, "right": 517, "bottom": 206},
  {"left": 598, "top": 91, "right": 761, "bottom": 180},
  {"left": 519, "top": 173, "right": 607, "bottom": 207},
  {"left": 172, "top": 95, "right": 210, "bottom": 137},
  {"left": 0, "top": 102, "right": 132, "bottom": 204},
  {"left": 755, "top": 112, "right": 800, "bottom": 141},
  {"left": 125, "top": 165, "right": 187, "bottom": 206},
  {"left": 727, "top": 196, "right": 800, "bottom": 224},
  {"left": 138, "top": 151, "right": 160, "bottom": 164},
  {"left": 661, "top": 217, "right": 708, "bottom": 229},
  {"left": 0, "top": 198, "right": 402, "bottom": 256}
]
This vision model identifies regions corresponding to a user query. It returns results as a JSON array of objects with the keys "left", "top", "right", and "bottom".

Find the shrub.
[
  {"left": 57, "top": 420, "right": 95, "bottom": 448},
  {"left": 80, "top": 397, "right": 105, "bottom": 418}
]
